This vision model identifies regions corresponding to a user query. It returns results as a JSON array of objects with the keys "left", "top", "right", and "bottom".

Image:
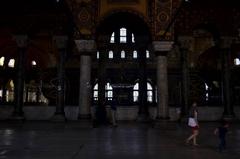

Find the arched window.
[
  {"left": 93, "top": 83, "right": 113, "bottom": 101},
  {"left": 147, "top": 82, "right": 153, "bottom": 103},
  {"left": 205, "top": 83, "right": 209, "bottom": 101},
  {"left": 133, "top": 50, "right": 138, "bottom": 59},
  {"left": 234, "top": 58, "right": 240, "bottom": 65},
  {"left": 133, "top": 82, "right": 139, "bottom": 102},
  {"left": 6, "top": 80, "right": 14, "bottom": 102},
  {"left": 8, "top": 59, "right": 15, "bottom": 68},
  {"left": 0, "top": 57, "right": 5, "bottom": 66},
  {"left": 120, "top": 28, "right": 127, "bottom": 43},
  {"left": 132, "top": 33, "right": 135, "bottom": 43},
  {"left": 96, "top": 51, "right": 99, "bottom": 59},
  {"left": 0, "top": 89, "right": 2, "bottom": 99},
  {"left": 121, "top": 50, "right": 125, "bottom": 59},
  {"left": 105, "top": 82, "right": 113, "bottom": 101},
  {"left": 147, "top": 82, "right": 153, "bottom": 102},
  {"left": 109, "top": 50, "right": 114, "bottom": 59},
  {"left": 110, "top": 32, "right": 115, "bottom": 43},
  {"left": 146, "top": 50, "right": 150, "bottom": 59},
  {"left": 133, "top": 82, "right": 154, "bottom": 102},
  {"left": 93, "top": 83, "right": 98, "bottom": 101}
]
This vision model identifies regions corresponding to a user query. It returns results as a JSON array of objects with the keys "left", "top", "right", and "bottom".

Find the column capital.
[
  {"left": 53, "top": 36, "right": 68, "bottom": 49},
  {"left": 220, "top": 37, "right": 235, "bottom": 49},
  {"left": 74, "top": 40, "right": 96, "bottom": 55},
  {"left": 152, "top": 41, "right": 174, "bottom": 53},
  {"left": 14, "top": 35, "right": 28, "bottom": 48},
  {"left": 178, "top": 36, "right": 194, "bottom": 50}
]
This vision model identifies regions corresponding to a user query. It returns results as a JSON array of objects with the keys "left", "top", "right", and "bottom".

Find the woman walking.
[{"left": 186, "top": 102, "right": 199, "bottom": 146}]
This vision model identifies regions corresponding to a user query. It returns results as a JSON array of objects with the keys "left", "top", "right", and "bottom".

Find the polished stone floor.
[{"left": 0, "top": 121, "right": 240, "bottom": 159}]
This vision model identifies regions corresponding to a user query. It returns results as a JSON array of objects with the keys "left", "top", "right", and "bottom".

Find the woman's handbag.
[{"left": 188, "top": 117, "right": 197, "bottom": 127}]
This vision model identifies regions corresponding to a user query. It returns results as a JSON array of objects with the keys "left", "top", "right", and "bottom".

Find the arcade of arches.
[{"left": 0, "top": 0, "right": 240, "bottom": 122}]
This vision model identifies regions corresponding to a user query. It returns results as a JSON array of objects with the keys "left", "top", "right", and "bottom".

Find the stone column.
[
  {"left": 11, "top": 35, "right": 28, "bottom": 120},
  {"left": 137, "top": 47, "right": 149, "bottom": 121},
  {"left": 75, "top": 40, "right": 96, "bottom": 119},
  {"left": 153, "top": 41, "right": 173, "bottom": 119},
  {"left": 178, "top": 37, "right": 192, "bottom": 115},
  {"left": 52, "top": 36, "right": 68, "bottom": 121},
  {"left": 220, "top": 37, "right": 234, "bottom": 119}
]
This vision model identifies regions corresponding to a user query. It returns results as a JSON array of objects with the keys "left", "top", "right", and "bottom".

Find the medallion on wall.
[{"left": 154, "top": 0, "right": 173, "bottom": 40}]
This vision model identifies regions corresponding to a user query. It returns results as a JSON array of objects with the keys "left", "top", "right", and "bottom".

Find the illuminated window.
[
  {"left": 234, "top": 58, "right": 240, "bottom": 65},
  {"left": 0, "top": 89, "right": 2, "bottom": 98},
  {"left": 97, "top": 51, "right": 99, "bottom": 59},
  {"left": 109, "top": 50, "right": 114, "bottom": 59},
  {"left": 132, "top": 33, "right": 135, "bottom": 43},
  {"left": 133, "top": 82, "right": 139, "bottom": 102},
  {"left": 28, "top": 90, "right": 37, "bottom": 102},
  {"left": 93, "top": 83, "right": 98, "bottom": 101},
  {"left": 8, "top": 59, "right": 15, "bottom": 68},
  {"left": 133, "top": 50, "right": 138, "bottom": 59},
  {"left": 93, "top": 83, "right": 113, "bottom": 101},
  {"left": 110, "top": 32, "right": 115, "bottom": 43},
  {"left": 205, "top": 83, "right": 209, "bottom": 101},
  {"left": 6, "top": 80, "right": 14, "bottom": 102},
  {"left": 32, "top": 61, "right": 37, "bottom": 66},
  {"left": 121, "top": 50, "right": 125, "bottom": 59},
  {"left": 147, "top": 82, "right": 153, "bottom": 102},
  {"left": 120, "top": 28, "right": 127, "bottom": 43},
  {"left": 105, "top": 83, "right": 113, "bottom": 101},
  {"left": 146, "top": 50, "right": 150, "bottom": 58},
  {"left": 0, "top": 57, "right": 5, "bottom": 66}
]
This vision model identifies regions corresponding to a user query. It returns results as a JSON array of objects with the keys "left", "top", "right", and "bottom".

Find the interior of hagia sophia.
[{"left": 0, "top": 0, "right": 240, "bottom": 122}]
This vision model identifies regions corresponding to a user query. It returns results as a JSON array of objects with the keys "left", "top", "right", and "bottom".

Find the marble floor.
[{"left": 0, "top": 121, "right": 239, "bottom": 159}]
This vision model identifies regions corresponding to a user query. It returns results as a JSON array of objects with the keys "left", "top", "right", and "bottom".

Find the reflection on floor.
[{"left": 0, "top": 121, "right": 239, "bottom": 159}]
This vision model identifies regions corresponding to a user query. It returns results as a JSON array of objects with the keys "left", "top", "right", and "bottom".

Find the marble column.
[
  {"left": 75, "top": 40, "right": 96, "bottom": 119},
  {"left": 178, "top": 37, "right": 192, "bottom": 115},
  {"left": 153, "top": 41, "right": 173, "bottom": 119},
  {"left": 12, "top": 35, "right": 28, "bottom": 120},
  {"left": 52, "top": 36, "right": 68, "bottom": 121},
  {"left": 220, "top": 37, "right": 234, "bottom": 119}
]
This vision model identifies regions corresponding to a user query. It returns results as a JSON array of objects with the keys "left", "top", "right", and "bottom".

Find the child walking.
[{"left": 214, "top": 120, "right": 229, "bottom": 152}]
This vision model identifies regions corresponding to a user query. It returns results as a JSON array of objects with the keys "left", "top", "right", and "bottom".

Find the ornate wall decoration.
[
  {"left": 66, "top": 0, "right": 97, "bottom": 39},
  {"left": 153, "top": 0, "right": 173, "bottom": 41},
  {"left": 107, "top": 0, "right": 139, "bottom": 4}
]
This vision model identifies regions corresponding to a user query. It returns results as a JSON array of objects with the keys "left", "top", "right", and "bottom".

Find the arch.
[
  {"left": 96, "top": 10, "right": 152, "bottom": 44},
  {"left": 97, "top": 9, "right": 151, "bottom": 33}
]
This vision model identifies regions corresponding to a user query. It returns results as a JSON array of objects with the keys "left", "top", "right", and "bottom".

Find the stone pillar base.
[
  {"left": 78, "top": 114, "right": 91, "bottom": 120},
  {"left": 51, "top": 114, "right": 66, "bottom": 122}
]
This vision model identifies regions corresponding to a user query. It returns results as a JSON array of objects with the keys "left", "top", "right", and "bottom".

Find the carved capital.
[
  {"left": 152, "top": 41, "right": 174, "bottom": 53},
  {"left": 53, "top": 36, "right": 68, "bottom": 49},
  {"left": 14, "top": 35, "right": 28, "bottom": 48},
  {"left": 178, "top": 36, "right": 194, "bottom": 50},
  {"left": 75, "top": 40, "right": 96, "bottom": 53}
]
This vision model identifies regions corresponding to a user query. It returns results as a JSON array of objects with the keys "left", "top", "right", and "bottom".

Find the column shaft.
[
  {"left": 79, "top": 55, "right": 92, "bottom": 118},
  {"left": 13, "top": 48, "right": 25, "bottom": 118},
  {"left": 56, "top": 49, "right": 66, "bottom": 116},
  {"left": 222, "top": 49, "right": 233, "bottom": 117},
  {"left": 156, "top": 55, "right": 169, "bottom": 119}
]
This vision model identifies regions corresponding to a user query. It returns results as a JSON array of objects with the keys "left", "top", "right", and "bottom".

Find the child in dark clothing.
[{"left": 214, "top": 121, "right": 229, "bottom": 152}]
